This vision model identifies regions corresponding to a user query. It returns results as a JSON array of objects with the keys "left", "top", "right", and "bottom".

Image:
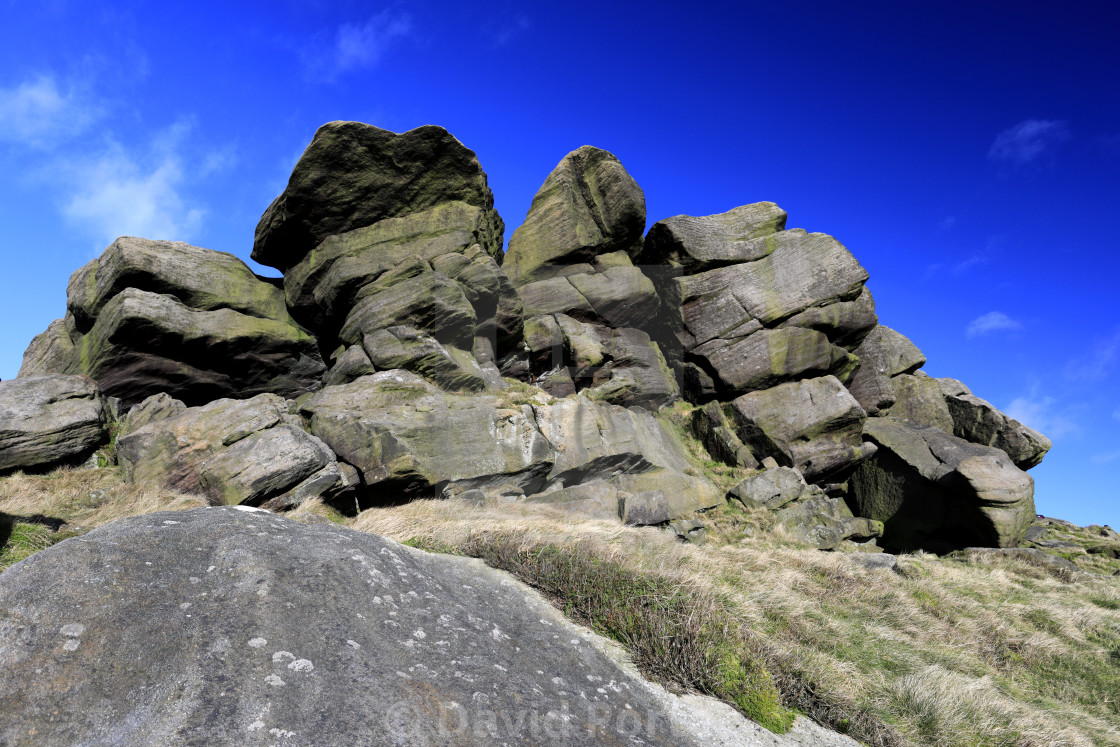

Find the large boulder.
[
  {"left": 0, "top": 507, "right": 767, "bottom": 746},
  {"left": 19, "top": 238, "right": 325, "bottom": 408},
  {"left": 251, "top": 123, "right": 514, "bottom": 391},
  {"left": 253, "top": 122, "right": 503, "bottom": 272},
  {"left": 849, "top": 418, "right": 1036, "bottom": 552},
  {"left": 501, "top": 147, "right": 675, "bottom": 409},
  {"left": 117, "top": 394, "right": 354, "bottom": 510},
  {"left": 638, "top": 206, "right": 876, "bottom": 400},
  {"left": 844, "top": 325, "right": 925, "bottom": 415},
  {"left": 503, "top": 146, "right": 645, "bottom": 286},
  {"left": 0, "top": 375, "right": 107, "bottom": 473},
  {"left": 943, "top": 390, "right": 1051, "bottom": 470},
  {"left": 302, "top": 373, "right": 721, "bottom": 517},
  {"left": 729, "top": 376, "right": 875, "bottom": 482}
]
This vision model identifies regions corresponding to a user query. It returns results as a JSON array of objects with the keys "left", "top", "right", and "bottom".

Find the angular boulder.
[
  {"left": 638, "top": 205, "right": 876, "bottom": 399},
  {"left": 0, "top": 375, "right": 107, "bottom": 473},
  {"left": 20, "top": 238, "right": 325, "bottom": 408},
  {"left": 729, "top": 376, "right": 875, "bottom": 482},
  {"left": 503, "top": 146, "right": 645, "bottom": 286},
  {"left": 501, "top": 147, "right": 675, "bottom": 409},
  {"left": 253, "top": 122, "right": 503, "bottom": 272},
  {"left": 251, "top": 123, "right": 513, "bottom": 391},
  {"left": 117, "top": 394, "right": 353, "bottom": 510},
  {"left": 944, "top": 391, "right": 1051, "bottom": 469},
  {"left": 849, "top": 417, "right": 1036, "bottom": 552},
  {"left": 0, "top": 507, "right": 758, "bottom": 746},
  {"left": 845, "top": 325, "right": 926, "bottom": 415}
]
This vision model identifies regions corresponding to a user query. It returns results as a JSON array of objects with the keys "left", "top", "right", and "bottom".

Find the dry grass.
[
  {"left": 0, "top": 466, "right": 208, "bottom": 572},
  {"left": 4, "top": 466, "right": 1118, "bottom": 746},
  {"left": 354, "top": 498, "right": 1120, "bottom": 747}
]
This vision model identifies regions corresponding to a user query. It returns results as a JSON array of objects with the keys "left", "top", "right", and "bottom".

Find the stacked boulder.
[
  {"left": 500, "top": 146, "right": 679, "bottom": 410},
  {"left": 252, "top": 122, "right": 518, "bottom": 392},
  {"left": 18, "top": 237, "right": 325, "bottom": 407},
  {"left": 5, "top": 120, "right": 1051, "bottom": 552}
]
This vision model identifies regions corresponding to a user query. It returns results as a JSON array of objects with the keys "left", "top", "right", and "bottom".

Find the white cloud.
[
  {"left": 966, "top": 311, "right": 1021, "bottom": 338},
  {"left": 58, "top": 122, "right": 229, "bottom": 246},
  {"left": 988, "top": 119, "right": 1069, "bottom": 165},
  {"left": 1005, "top": 393, "right": 1079, "bottom": 440},
  {"left": 1064, "top": 330, "right": 1120, "bottom": 381},
  {"left": 308, "top": 10, "right": 412, "bottom": 80},
  {"left": 0, "top": 74, "right": 100, "bottom": 148}
]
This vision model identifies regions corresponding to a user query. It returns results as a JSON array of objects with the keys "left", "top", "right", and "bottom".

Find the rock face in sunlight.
[
  {"left": 0, "top": 375, "right": 108, "bottom": 473},
  {"left": 17, "top": 237, "right": 325, "bottom": 408},
  {"left": 11, "top": 120, "right": 1047, "bottom": 547},
  {"left": 0, "top": 507, "right": 758, "bottom": 746}
]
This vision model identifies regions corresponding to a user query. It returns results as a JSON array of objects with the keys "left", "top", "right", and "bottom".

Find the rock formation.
[{"left": 8, "top": 120, "right": 1051, "bottom": 552}]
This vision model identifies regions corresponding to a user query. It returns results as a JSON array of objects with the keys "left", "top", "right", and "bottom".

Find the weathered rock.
[
  {"left": 120, "top": 392, "right": 187, "bottom": 435},
  {"left": 883, "top": 373, "right": 954, "bottom": 433},
  {"left": 640, "top": 202, "right": 788, "bottom": 276},
  {"left": 0, "top": 507, "right": 768, "bottom": 746},
  {"left": 322, "top": 344, "right": 377, "bottom": 387},
  {"left": 690, "top": 401, "right": 758, "bottom": 469},
  {"left": 519, "top": 314, "right": 678, "bottom": 411},
  {"left": 303, "top": 376, "right": 716, "bottom": 517},
  {"left": 523, "top": 479, "right": 621, "bottom": 521},
  {"left": 20, "top": 238, "right": 326, "bottom": 408},
  {"left": 730, "top": 376, "right": 875, "bottom": 482},
  {"left": 67, "top": 236, "right": 291, "bottom": 330},
  {"left": 775, "top": 492, "right": 883, "bottom": 550},
  {"left": 778, "top": 286, "right": 878, "bottom": 348},
  {"left": 620, "top": 490, "right": 672, "bottom": 526},
  {"left": 692, "top": 327, "right": 859, "bottom": 394},
  {"left": 362, "top": 326, "right": 488, "bottom": 393},
  {"left": 303, "top": 372, "right": 553, "bottom": 501},
  {"left": 670, "top": 228, "right": 869, "bottom": 332},
  {"left": 531, "top": 395, "right": 694, "bottom": 483},
  {"left": 609, "top": 469, "right": 724, "bottom": 518},
  {"left": 253, "top": 122, "right": 503, "bottom": 272},
  {"left": 944, "top": 392, "right": 1051, "bottom": 469},
  {"left": 117, "top": 394, "right": 349, "bottom": 509},
  {"left": 845, "top": 325, "right": 926, "bottom": 415},
  {"left": 0, "top": 375, "right": 107, "bottom": 473},
  {"left": 849, "top": 418, "right": 1036, "bottom": 552},
  {"left": 503, "top": 146, "right": 645, "bottom": 286},
  {"left": 17, "top": 319, "right": 74, "bottom": 378},
  {"left": 728, "top": 467, "right": 805, "bottom": 510}
]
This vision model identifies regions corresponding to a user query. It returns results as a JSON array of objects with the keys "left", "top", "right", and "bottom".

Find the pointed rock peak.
[
  {"left": 503, "top": 145, "right": 645, "bottom": 286},
  {"left": 253, "top": 121, "right": 503, "bottom": 272}
]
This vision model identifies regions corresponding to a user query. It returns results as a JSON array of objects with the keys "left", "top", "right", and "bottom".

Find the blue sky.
[{"left": 1, "top": 0, "right": 1117, "bottom": 527}]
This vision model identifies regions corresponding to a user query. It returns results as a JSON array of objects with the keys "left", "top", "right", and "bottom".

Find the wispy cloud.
[
  {"left": 488, "top": 11, "right": 532, "bottom": 47},
  {"left": 1113, "top": 406, "right": 1120, "bottom": 422},
  {"left": 1091, "top": 449, "right": 1120, "bottom": 465},
  {"left": 0, "top": 74, "right": 101, "bottom": 149},
  {"left": 1005, "top": 390, "right": 1079, "bottom": 440},
  {"left": 988, "top": 119, "right": 1070, "bottom": 165},
  {"left": 61, "top": 125, "right": 208, "bottom": 246},
  {"left": 1064, "top": 330, "right": 1120, "bottom": 381},
  {"left": 305, "top": 10, "right": 412, "bottom": 81},
  {"left": 938, "top": 215, "right": 957, "bottom": 231},
  {"left": 966, "top": 311, "right": 1021, "bottom": 338}
]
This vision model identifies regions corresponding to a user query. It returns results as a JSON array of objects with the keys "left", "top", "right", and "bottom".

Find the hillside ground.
[{"left": 2, "top": 466, "right": 1118, "bottom": 747}]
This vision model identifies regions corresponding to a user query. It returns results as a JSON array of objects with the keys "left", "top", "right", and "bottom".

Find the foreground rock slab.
[{"left": 0, "top": 507, "right": 859, "bottom": 746}]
